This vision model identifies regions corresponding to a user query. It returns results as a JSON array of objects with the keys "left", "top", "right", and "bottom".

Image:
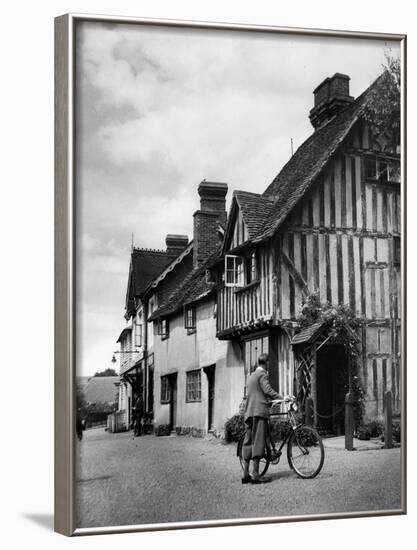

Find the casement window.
[
  {"left": 365, "top": 156, "right": 400, "bottom": 183},
  {"left": 393, "top": 236, "right": 401, "bottom": 266},
  {"left": 157, "top": 318, "right": 169, "bottom": 339},
  {"left": 225, "top": 254, "right": 244, "bottom": 287},
  {"left": 225, "top": 252, "right": 258, "bottom": 288},
  {"left": 160, "top": 376, "right": 171, "bottom": 403},
  {"left": 186, "top": 370, "right": 201, "bottom": 402},
  {"left": 245, "top": 252, "right": 258, "bottom": 284},
  {"left": 184, "top": 306, "right": 196, "bottom": 333}
]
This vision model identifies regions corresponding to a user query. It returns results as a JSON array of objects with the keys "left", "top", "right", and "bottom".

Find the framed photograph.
[{"left": 55, "top": 13, "right": 406, "bottom": 536}]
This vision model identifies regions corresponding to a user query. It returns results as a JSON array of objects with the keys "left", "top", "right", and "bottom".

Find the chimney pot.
[
  {"left": 165, "top": 234, "right": 189, "bottom": 256},
  {"left": 310, "top": 73, "right": 354, "bottom": 130}
]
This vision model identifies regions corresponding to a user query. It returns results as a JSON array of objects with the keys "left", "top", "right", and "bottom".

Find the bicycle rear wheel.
[
  {"left": 237, "top": 434, "right": 270, "bottom": 477},
  {"left": 287, "top": 426, "right": 324, "bottom": 479}
]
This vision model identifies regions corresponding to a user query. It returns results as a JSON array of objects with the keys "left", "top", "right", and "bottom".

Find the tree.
[
  {"left": 93, "top": 368, "right": 118, "bottom": 377},
  {"left": 363, "top": 53, "right": 400, "bottom": 149}
]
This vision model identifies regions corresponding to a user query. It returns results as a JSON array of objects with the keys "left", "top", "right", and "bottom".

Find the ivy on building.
[{"left": 297, "top": 292, "right": 366, "bottom": 427}]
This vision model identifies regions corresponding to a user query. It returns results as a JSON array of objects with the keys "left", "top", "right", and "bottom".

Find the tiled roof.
[
  {"left": 145, "top": 242, "right": 193, "bottom": 293},
  {"left": 131, "top": 248, "right": 174, "bottom": 297},
  {"left": 84, "top": 376, "right": 119, "bottom": 405},
  {"left": 291, "top": 320, "right": 328, "bottom": 345},
  {"left": 116, "top": 326, "right": 132, "bottom": 343},
  {"left": 149, "top": 256, "right": 218, "bottom": 321},
  {"left": 251, "top": 73, "right": 384, "bottom": 243},
  {"left": 234, "top": 191, "right": 275, "bottom": 239}
]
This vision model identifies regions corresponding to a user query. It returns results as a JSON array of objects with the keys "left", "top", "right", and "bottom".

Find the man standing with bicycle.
[{"left": 242, "top": 353, "right": 284, "bottom": 484}]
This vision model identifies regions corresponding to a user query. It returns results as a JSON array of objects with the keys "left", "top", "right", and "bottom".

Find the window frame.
[
  {"left": 135, "top": 321, "right": 143, "bottom": 348},
  {"left": 160, "top": 376, "right": 171, "bottom": 404},
  {"left": 245, "top": 251, "right": 258, "bottom": 285},
  {"left": 157, "top": 318, "right": 169, "bottom": 340},
  {"left": 225, "top": 254, "right": 244, "bottom": 288},
  {"left": 364, "top": 155, "right": 400, "bottom": 184},
  {"left": 186, "top": 369, "right": 202, "bottom": 403},
  {"left": 393, "top": 236, "right": 401, "bottom": 266},
  {"left": 184, "top": 306, "right": 197, "bottom": 333}
]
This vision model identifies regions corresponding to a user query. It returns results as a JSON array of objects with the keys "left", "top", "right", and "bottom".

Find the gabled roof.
[
  {"left": 125, "top": 246, "right": 190, "bottom": 316},
  {"left": 129, "top": 248, "right": 173, "bottom": 297},
  {"left": 291, "top": 320, "right": 328, "bottom": 345},
  {"left": 144, "top": 241, "right": 193, "bottom": 294},
  {"left": 116, "top": 326, "right": 132, "bottom": 343},
  {"left": 234, "top": 191, "right": 275, "bottom": 239},
  {"left": 250, "top": 73, "right": 385, "bottom": 243}
]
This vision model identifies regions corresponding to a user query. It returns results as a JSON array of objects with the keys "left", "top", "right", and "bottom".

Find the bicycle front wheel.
[
  {"left": 237, "top": 434, "right": 270, "bottom": 477},
  {"left": 287, "top": 426, "right": 324, "bottom": 479}
]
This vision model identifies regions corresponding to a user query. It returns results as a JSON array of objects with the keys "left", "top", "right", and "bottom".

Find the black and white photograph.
[{"left": 67, "top": 16, "right": 404, "bottom": 532}]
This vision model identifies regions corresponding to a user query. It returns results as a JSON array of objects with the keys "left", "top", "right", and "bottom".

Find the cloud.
[{"left": 75, "top": 21, "right": 400, "bottom": 376}]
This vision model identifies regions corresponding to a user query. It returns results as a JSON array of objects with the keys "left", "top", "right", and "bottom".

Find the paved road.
[{"left": 76, "top": 428, "right": 402, "bottom": 528}]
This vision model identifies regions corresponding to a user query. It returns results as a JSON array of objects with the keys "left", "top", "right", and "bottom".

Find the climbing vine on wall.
[{"left": 297, "top": 292, "right": 366, "bottom": 427}]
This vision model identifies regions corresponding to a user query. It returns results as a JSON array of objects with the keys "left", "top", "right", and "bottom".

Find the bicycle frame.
[{"left": 269, "top": 405, "right": 301, "bottom": 462}]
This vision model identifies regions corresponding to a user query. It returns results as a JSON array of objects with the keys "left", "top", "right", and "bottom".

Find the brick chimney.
[
  {"left": 193, "top": 181, "right": 228, "bottom": 267},
  {"left": 166, "top": 234, "right": 189, "bottom": 257},
  {"left": 309, "top": 73, "right": 354, "bottom": 130}
]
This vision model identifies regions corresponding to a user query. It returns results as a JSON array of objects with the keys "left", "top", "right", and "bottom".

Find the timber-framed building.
[{"left": 214, "top": 72, "right": 401, "bottom": 431}]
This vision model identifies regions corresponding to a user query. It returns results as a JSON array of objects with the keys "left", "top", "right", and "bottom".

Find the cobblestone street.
[{"left": 76, "top": 427, "right": 402, "bottom": 529}]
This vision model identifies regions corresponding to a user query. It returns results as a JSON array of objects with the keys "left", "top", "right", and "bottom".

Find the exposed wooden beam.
[{"left": 281, "top": 250, "right": 310, "bottom": 297}]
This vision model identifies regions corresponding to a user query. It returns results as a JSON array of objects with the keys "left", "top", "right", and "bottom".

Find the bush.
[
  {"left": 270, "top": 419, "right": 292, "bottom": 442},
  {"left": 392, "top": 422, "right": 401, "bottom": 443},
  {"left": 356, "top": 420, "right": 384, "bottom": 440},
  {"left": 224, "top": 414, "right": 245, "bottom": 442},
  {"left": 155, "top": 424, "right": 171, "bottom": 436},
  {"left": 356, "top": 425, "right": 371, "bottom": 440}
]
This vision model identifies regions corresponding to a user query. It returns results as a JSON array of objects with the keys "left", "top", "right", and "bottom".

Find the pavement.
[
  {"left": 76, "top": 428, "right": 403, "bottom": 529},
  {"left": 322, "top": 435, "right": 388, "bottom": 451}
]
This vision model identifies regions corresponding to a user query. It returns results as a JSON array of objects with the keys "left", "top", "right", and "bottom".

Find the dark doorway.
[
  {"left": 204, "top": 365, "right": 215, "bottom": 432},
  {"left": 168, "top": 374, "right": 177, "bottom": 432},
  {"left": 316, "top": 344, "right": 348, "bottom": 435}
]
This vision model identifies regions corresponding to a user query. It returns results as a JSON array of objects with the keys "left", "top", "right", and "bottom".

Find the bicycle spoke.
[{"left": 287, "top": 426, "right": 324, "bottom": 478}]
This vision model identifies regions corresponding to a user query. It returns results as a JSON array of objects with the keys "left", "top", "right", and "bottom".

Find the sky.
[{"left": 75, "top": 21, "right": 400, "bottom": 376}]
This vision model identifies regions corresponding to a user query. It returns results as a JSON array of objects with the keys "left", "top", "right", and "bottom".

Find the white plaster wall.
[{"left": 153, "top": 298, "right": 244, "bottom": 433}]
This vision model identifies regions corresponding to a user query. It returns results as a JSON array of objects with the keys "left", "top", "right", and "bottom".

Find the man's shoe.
[
  {"left": 241, "top": 475, "right": 252, "bottom": 484},
  {"left": 251, "top": 476, "right": 272, "bottom": 484}
]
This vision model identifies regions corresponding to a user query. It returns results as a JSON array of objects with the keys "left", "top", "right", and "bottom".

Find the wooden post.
[
  {"left": 384, "top": 391, "right": 393, "bottom": 449},
  {"left": 305, "top": 397, "right": 314, "bottom": 427},
  {"left": 310, "top": 344, "right": 317, "bottom": 428},
  {"left": 345, "top": 392, "right": 354, "bottom": 451}
]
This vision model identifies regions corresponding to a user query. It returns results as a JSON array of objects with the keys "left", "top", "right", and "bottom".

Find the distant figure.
[
  {"left": 242, "top": 354, "right": 282, "bottom": 484},
  {"left": 133, "top": 394, "right": 144, "bottom": 437},
  {"left": 76, "top": 409, "right": 83, "bottom": 441}
]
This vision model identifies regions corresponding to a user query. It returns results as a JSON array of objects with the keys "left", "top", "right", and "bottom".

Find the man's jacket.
[{"left": 244, "top": 368, "right": 281, "bottom": 420}]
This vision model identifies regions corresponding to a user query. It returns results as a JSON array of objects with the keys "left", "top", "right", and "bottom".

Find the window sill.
[
  {"left": 186, "top": 328, "right": 196, "bottom": 335},
  {"left": 234, "top": 280, "right": 260, "bottom": 294},
  {"left": 161, "top": 335, "right": 169, "bottom": 341}
]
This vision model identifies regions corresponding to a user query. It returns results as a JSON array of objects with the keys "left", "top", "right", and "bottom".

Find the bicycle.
[{"left": 237, "top": 397, "right": 325, "bottom": 479}]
